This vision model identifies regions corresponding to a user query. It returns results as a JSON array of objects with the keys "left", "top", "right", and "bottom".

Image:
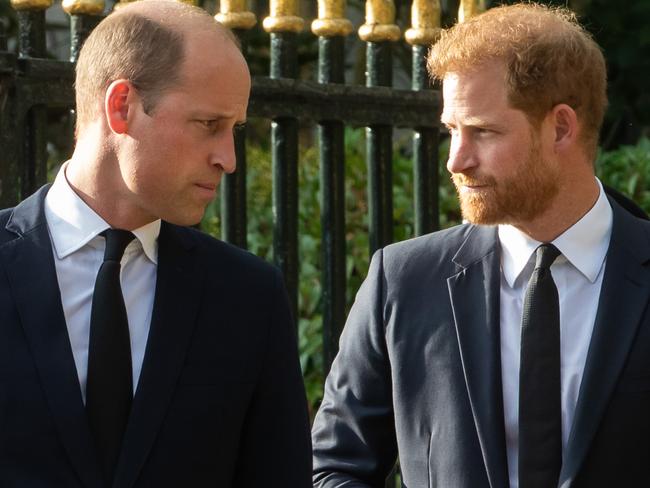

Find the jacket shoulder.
[
  {"left": 0, "top": 205, "right": 19, "bottom": 245},
  {"left": 379, "top": 223, "right": 486, "bottom": 276},
  {"left": 165, "top": 223, "right": 280, "bottom": 279},
  {"left": 384, "top": 223, "right": 476, "bottom": 256},
  {"left": 0, "top": 206, "right": 14, "bottom": 227}
]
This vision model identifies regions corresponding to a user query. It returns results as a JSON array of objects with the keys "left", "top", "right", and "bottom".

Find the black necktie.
[
  {"left": 86, "top": 229, "right": 135, "bottom": 483},
  {"left": 519, "top": 243, "right": 562, "bottom": 488}
]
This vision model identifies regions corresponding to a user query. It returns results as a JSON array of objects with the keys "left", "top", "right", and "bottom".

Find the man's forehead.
[
  {"left": 442, "top": 62, "right": 507, "bottom": 92},
  {"left": 182, "top": 30, "right": 248, "bottom": 80},
  {"left": 440, "top": 66, "right": 510, "bottom": 120}
]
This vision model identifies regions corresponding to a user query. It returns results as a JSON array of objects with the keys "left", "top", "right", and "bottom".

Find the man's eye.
[{"left": 198, "top": 120, "right": 218, "bottom": 131}]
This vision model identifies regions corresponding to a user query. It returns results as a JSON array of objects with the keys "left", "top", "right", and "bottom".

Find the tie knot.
[
  {"left": 101, "top": 229, "right": 135, "bottom": 262},
  {"left": 535, "top": 243, "right": 561, "bottom": 270}
]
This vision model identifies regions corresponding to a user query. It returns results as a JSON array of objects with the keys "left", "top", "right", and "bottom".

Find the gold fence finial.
[
  {"left": 405, "top": 0, "right": 441, "bottom": 46},
  {"left": 458, "top": 0, "right": 486, "bottom": 23},
  {"left": 311, "top": 0, "right": 353, "bottom": 37},
  {"left": 10, "top": 0, "right": 53, "bottom": 11},
  {"left": 216, "top": 0, "right": 257, "bottom": 30},
  {"left": 263, "top": 0, "right": 305, "bottom": 33},
  {"left": 62, "top": 0, "right": 104, "bottom": 16},
  {"left": 358, "top": 0, "right": 401, "bottom": 42}
]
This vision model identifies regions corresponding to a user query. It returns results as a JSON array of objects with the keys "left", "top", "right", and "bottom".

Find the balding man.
[{"left": 0, "top": 2, "right": 311, "bottom": 487}]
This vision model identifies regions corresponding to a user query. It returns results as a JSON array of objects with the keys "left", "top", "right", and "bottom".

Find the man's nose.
[
  {"left": 210, "top": 133, "right": 237, "bottom": 174},
  {"left": 446, "top": 133, "right": 477, "bottom": 174}
]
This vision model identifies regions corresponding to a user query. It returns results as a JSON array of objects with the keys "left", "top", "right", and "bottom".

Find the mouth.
[
  {"left": 452, "top": 174, "right": 492, "bottom": 194},
  {"left": 194, "top": 182, "right": 218, "bottom": 199},
  {"left": 195, "top": 182, "right": 217, "bottom": 191},
  {"left": 455, "top": 182, "right": 490, "bottom": 194},
  {"left": 460, "top": 184, "right": 488, "bottom": 191}
]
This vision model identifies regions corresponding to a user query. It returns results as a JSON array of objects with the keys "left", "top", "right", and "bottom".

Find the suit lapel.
[
  {"left": 113, "top": 222, "right": 204, "bottom": 488},
  {"left": 447, "top": 225, "right": 509, "bottom": 488},
  {"left": 1, "top": 186, "right": 103, "bottom": 488},
  {"left": 560, "top": 201, "right": 650, "bottom": 487}
]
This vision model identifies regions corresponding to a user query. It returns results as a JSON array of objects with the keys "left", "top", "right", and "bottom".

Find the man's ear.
[
  {"left": 104, "top": 79, "right": 135, "bottom": 134},
  {"left": 549, "top": 103, "right": 579, "bottom": 151}
]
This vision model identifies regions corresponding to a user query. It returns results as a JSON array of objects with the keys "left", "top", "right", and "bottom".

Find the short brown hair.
[
  {"left": 428, "top": 3, "right": 607, "bottom": 159},
  {"left": 74, "top": 1, "right": 224, "bottom": 130}
]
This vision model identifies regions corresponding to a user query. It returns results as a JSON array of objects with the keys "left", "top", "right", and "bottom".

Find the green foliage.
[
  {"left": 596, "top": 138, "right": 650, "bottom": 212},
  {"left": 583, "top": 0, "right": 650, "bottom": 147}
]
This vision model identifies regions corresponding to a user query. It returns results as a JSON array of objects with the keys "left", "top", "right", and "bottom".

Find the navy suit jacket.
[
  {"left": 313, "top": 197, "right": 650, "bottom": 488},
  {"left": 0, "top": 186, "right": 312, "bottom": 488}
]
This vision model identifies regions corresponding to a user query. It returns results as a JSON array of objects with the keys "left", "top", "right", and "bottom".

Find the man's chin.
[
  {"left": 163, "top": 209, "right": 206, "bottom": 227},
  {"left": 460, "top": 199, "right": 549, "bottom": 227},
  {"left": 461, "top": 209, "right": 504, "bottom": 226},
  {"left": 459, "top": 196, "right": 505, "bottom": 225}
]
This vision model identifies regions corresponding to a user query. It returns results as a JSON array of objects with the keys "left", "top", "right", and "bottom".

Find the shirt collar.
[
  {"left": 44, "top": 163, "right": 161, "bottom": 264},
  {"left": 498, "top": 178, "right": 612, "bottom": 287}
]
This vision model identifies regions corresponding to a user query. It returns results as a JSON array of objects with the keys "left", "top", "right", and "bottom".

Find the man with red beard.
[{"left": 312, "top": 4, "right": 650, "bottom": 488}]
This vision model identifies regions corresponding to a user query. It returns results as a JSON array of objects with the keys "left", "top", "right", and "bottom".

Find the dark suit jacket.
[
  {"left": 0, "top": 186, "right": 312, "bottom": 488},
  {"left": 312, "top": 198, "right": 650, "bottom": 488}
]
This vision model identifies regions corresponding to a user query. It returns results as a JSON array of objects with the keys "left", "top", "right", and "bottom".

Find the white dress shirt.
[
  {"left": 498, "top": 179, "right": 613, "bottom": 488},
  {"left": 44, "top": 164, "right": 160, "bottom": 402}
]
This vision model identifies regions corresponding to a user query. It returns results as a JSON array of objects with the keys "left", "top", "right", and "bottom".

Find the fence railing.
[{"left": 0, "top": 0, "right": 486, "bottom": 485}]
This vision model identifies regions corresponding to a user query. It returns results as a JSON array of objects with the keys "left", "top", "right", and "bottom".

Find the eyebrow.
[
  {"left": 192, "top": 111, "right": 247, "bottom": 125},
  {"left": 440, "top": 114, "right": 500, "bottom": 129},
  {"left": 193, "top": 111, "right": 230, "bottom": 119}
]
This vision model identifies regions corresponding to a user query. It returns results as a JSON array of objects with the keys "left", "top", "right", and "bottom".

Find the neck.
[
  {"left": 66, "top": 126, "right": 155, "bottom": 230},
  {"left": 512, "top": 177, "right": 599, "bottom": 242}
]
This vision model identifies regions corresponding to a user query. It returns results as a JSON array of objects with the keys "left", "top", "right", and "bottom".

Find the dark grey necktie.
[
  {"left": 519, "top": 243, "right": 562, "bottom": 488},
  {"left": 86, "top": 229, "right": 135, "bottom": 484}
]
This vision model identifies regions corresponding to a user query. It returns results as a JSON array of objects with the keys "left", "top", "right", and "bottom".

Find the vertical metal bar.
[
  {"left": 412, "top": 44, "right": 439, "bottom": 235},
  {"left": 263, "top": 0, "right": 303, "bottom": 320},
  {"left": 221, "top": 30, "right": 249, "bottom": 248},
  {"left": 69, "top": 14, "right": 101, "bottom": 63},
  {"left": 367, "top": 45, "right": 396, "bottom": 487},
  {"left": 0, "top": 17, "right": 6, "bottom": 49},
  {"left": 64, "top": 0, "right": 105, "bottom": 166},
  {"left": 0, "top": 23, "right": 21, "bottom": 207},
  {"left": 270, "top": 31, "right": 300, "bottom": 320},
  {"left": 406, "top": 0, "right": 442, "bottom": 235},
  {"left": 16, "top": 10, "right": 46, "bottom": 58},
  {"left": 215, "top": 3, "right": 257, "bottom": 248},
  {"left": 16, "top": 9, "right": 47, "bottom": 199},
  {"left": 358, "top": 6, "right": 401, "bottom": 485},
  {"left": 358, "top": 1, "right": 400, "bottom": 255},
  {"left": 312, "top": 0, "right": 352, "bottom": 371},
  {"left": 220, "top": 113, "right": 248, "bottom": 247},
  {"left": 366, "top": 41, "right": 394, "bottom": 254},
  {"left": 317, "top": 35, "right": 347, "bottom": 372}
]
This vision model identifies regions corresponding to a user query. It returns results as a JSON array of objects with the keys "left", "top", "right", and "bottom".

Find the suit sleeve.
[
  {"left": 312, "top": 249, "right": 398, "bottom": 487},
  {"left": 232, "top": 267, "right": 312, "bottom": 488}
]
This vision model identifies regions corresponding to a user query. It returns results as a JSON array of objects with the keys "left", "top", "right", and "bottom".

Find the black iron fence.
[{"left": 0, "top": 0, "right": 486, "bottom": 485}]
